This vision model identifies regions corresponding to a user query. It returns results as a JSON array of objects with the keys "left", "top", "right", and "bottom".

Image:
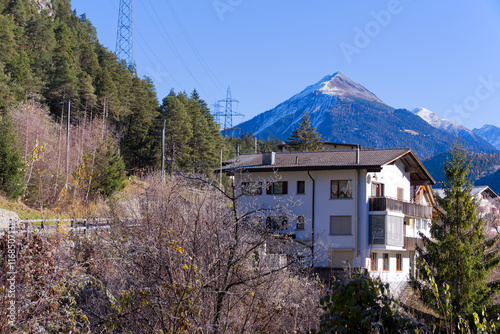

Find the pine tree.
[
  {"left": 159, "top": 91, "right": 192, "bottom": 171},
  {"left": 120, "top": 76, "right": 158, "bottom": 169},
  {"left": 288, "top": 111, "right": 323, "bottom": 152},
  {"left": 91, "top": 137, "right": 126, "bottom": 198},
  {"left": 0, "top": 113, "right": 23, "bottom": 199},
  {"left": 413, "top": 142, "right": 500, "bottom": 327},
  {"left": 185, "top": 90, "right": 222, "bottom": 174}
]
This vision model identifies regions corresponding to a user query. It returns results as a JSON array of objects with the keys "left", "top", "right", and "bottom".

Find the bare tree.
[{"left": 72, "top": 172, "right": 321, "bottom": 333}]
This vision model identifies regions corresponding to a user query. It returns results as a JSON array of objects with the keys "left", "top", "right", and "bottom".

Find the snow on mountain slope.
[
  {"left": 411, "top": 107, "right": 473, "bottom": 135},
  {"left": 241, "top": 72, "right": 387, "bottom": 136},
  {"left": 234, "top": 73, "right": 498, "bottom": 157},
  {"left": 473, "top": 124, "right": 500, "bottom": 150}
]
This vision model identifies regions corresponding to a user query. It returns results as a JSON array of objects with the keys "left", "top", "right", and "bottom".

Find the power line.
[
  {"left": 139, "top": 1, "right": 216, "bottom": 102},
  {"left": 163, "top": 0, "right": 226, "bottom": 95}
]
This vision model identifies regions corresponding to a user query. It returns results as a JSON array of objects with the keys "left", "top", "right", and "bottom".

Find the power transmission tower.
[
  {"left": 218, "top": 86, "right": 243, "bottom": 138},
  {"left": 115, "top": 0, "right": 134, "bottom": 65},
  {"left": 211, "top": 100, "right": 222, "bottom": 130}
]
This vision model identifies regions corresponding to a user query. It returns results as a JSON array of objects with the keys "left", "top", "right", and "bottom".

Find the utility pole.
[
  {"left": 162, "top": 119, "right": 165, "bottom": 183},
  {"left": 65, "top": 100, "right": 71, "bottom": 185}
]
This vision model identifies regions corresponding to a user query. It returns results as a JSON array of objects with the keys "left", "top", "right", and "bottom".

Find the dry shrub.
[
  {"left": 0, "top": 229, "right": 89, "bottom": 332},
  {"left": 72, "top": 173, "right": 321, "bottom": 333}
]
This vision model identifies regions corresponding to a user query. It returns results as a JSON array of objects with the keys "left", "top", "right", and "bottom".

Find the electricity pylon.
[{"left": 115, "top": 0, "right": 133, "bottom": 65}]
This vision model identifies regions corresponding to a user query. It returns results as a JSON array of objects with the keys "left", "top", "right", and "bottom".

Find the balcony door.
[{"left": 372, "top": 183, "right": 384, "bottom": 197}]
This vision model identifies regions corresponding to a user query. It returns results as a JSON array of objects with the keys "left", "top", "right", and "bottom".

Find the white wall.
[{"left": 234, "top": 161, "right": 415, "bottom": 275}]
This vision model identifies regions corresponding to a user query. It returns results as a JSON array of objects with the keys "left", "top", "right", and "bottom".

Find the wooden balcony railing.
[
  {"left": 369, "top": 197, "right": 433, "bottom": 219},
  {"left": 404, "top": 236, "right": 425, "bottom": 251}
]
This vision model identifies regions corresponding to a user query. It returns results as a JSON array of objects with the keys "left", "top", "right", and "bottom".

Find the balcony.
[
  {"left": 369, "top": 197, "right": 432, "bottom": 219},
  {"left": 404, "top": 236, "right": 424, "bottom": 251}
]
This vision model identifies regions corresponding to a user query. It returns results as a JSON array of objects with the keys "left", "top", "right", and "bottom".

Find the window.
[
  {"left": 370, "top": 253, "right": 377, "bottom": 271},
  {"left": 331, "top": 180, "right": 352, "bottom": 198},
  {"left": 266, "top": 216, "right": 288, "bottom": 230},
  {"left": 328, "top": 250, "right": 354, "bottom": 268},
  {"left": 266, "top": 181, "right": 288, "bottom": 195},
  {"left": 369, "top": 215, "right": 404, "bottom": 246},
  {"left": 297, "top": 181, "right": 305, "bottom": 194},
  {"left": 241, "top": 182, "right": 262, "bottom": 196},
  {"left": 396, "top": 254, "right": 402, "bottom": 271},
  {"left": 369, "top": 215, "right": 385, "bottom": 244},
  {"left": 372, "top": 183, "right": 384, "bottom": 197},
  {"left": 397, "top": 187, "right": 405, "bottom": 201},
  {"left": 330, "top": 216, "right": 352, "bottom": 235},
  {"left": 383, "top": 253, "right": 389, "bottom": 271},
  {"left": 296, "top": 216, "right": 305, "bottom": 230}
]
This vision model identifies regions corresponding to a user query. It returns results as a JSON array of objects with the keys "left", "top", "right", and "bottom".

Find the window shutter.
[
  {"left": 282, "top": 181, "right": 288, "bottom": 195},
  {"left": 266, "top": 183, "right": 272, "bottom": 195}
]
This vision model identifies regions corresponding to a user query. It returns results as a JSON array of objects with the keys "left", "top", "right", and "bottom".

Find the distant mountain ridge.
[
  {"left": 411, "top": 107, "right": 496, "bottom": 152},
  {"left": 236, "top": 73, "right": 498, "bottom": 158},
  {"left": 473, "top": 124, "right": 500, "bottom": 150}
]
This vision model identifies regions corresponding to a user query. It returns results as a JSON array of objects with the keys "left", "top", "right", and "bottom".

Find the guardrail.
[{"left": 0, "top": 218, "right": 133, "bottom": 235}]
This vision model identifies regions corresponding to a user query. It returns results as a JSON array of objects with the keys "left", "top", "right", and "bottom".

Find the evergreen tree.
[
  {"left": 185, "top": 90, "right": 222, "bottom": 174},
  {"left": 0, "top": 113, "right": 23, "bottom": 199},
  {"left": 120, "top": 76, "right": 158, "bottom": 169},
  {"left": 288, "top": 111, "right": 323, "bottom": 152},
  {"left": 91, "top": 137, "right": 126, "bottom": 198},
  {"left": 48, "top": 22, "right": 79, "bottom": 111},
  {"left": 0, "top": 63, "right": 18, "bottom": 112},
  {"left": 413, "top": 142, "right": 500, "bottom": 328},
  {"left": 158, "top": 91, "right": 192, "bottom": 171},
  {"left": 0, "top": 15, "right": 18, "bottom": 71}
]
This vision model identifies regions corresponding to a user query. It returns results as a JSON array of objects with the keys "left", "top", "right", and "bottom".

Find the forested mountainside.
[
  {"left": 423, "top": 151, "right": 500, "bottom": 187},
  {"left": 0, "top": 0, "right": 223, "bottom": 174}
]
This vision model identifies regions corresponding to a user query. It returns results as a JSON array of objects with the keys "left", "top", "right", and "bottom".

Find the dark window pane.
[{"left": 297, "top": 181, "right": 305, "bottom": 194}]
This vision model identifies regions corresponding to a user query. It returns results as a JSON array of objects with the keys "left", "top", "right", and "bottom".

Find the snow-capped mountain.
[
  {"left": 473, "top": 124, "right": 500, "bottom": 150},
  {"left": 235, "top": 72, "right": 497, "bottom": 157},
  {"left": 411, "top": 107, "right": 496, "bottom": 152},
  {"left": 411, "top": 107, "right": 472, "bottom": 135}
]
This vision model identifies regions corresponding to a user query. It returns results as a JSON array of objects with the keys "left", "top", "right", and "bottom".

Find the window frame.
[
  {"left": 296, "top": 180, "right": 305, "bottom": 195},
  {"left": 330, "top": 180, "right": 353, "bottom": 199},
  {"left": 383, "top": 253, "right": 389, "bottom": 271},
  {"left": 371, "top": 182, "right": 385, "bottom": 197},
  {"left": 330, "top": 215, "right": 352, "bottom": 236},
  {"left": 241, "top": 181, "right": 262, "bottom": 196},
  {"left": 370, "top": 252, "right": 377, "bottom": 271},
  {"left": 266, "top": 181, "right": 288, "bottom": 195},
  {"left": 397, "top": 187, "right": 405, "bottom": 201},
  {"left": 396, "top": 254, "right": 402, "bottom": 271},
  {"left": 266, "top": 216, "right": 288, "bottom": 231},
  {"left": 296, "top": 216, "right": 305, "bottom": 230}
]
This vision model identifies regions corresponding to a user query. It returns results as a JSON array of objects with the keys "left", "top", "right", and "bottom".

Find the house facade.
[
  {"left": 221, "top": 147, "right": 436, "bottom": 286},
  {"left": 435, "top": 186, "right": 499, "bottom": 232}
]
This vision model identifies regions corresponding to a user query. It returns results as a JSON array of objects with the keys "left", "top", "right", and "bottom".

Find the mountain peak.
[
  {"left": 411, "top": 107, "right": 472, "bottom": 135},
  {"left": 315, "top": 72, "right": 384, "bottom": 103}
]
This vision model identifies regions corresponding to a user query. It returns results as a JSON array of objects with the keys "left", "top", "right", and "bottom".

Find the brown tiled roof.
[
  {"left": 221, "top": 148, "right": 435, "bottom": 185},
  {"left": 223, "top": 148, "right": 407, "bottom": 169}
]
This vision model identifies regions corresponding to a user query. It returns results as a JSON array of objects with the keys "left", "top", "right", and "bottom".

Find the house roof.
[
  {"left": 435, "top": 186, "right": 499, "bottom": 199},
  {"left": 220, "top": 148, "right": 435, "bottom": 186}
]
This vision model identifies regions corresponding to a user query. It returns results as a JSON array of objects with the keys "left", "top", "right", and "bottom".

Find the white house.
[
  {"left": 435, "top": 186, "right": 499, "bottom": 233},
  {"left": 221, "top": 147, "right": 436, "bottom": 287}
]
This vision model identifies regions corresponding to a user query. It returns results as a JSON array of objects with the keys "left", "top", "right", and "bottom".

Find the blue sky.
[{"left": 70, "top": 0, "right": 500, "bottom": 130}]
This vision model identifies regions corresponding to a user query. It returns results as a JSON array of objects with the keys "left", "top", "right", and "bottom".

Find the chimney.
[
  {"left": 263, "top": 152, "right": 276, "bottom": 165},
  {"left": 356, "top": 145, "right": 360, "bottom": 164}
]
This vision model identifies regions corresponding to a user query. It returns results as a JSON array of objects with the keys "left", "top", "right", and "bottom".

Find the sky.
[{"left": 70, "top": 0, "right": 500, "bottom": 130}]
